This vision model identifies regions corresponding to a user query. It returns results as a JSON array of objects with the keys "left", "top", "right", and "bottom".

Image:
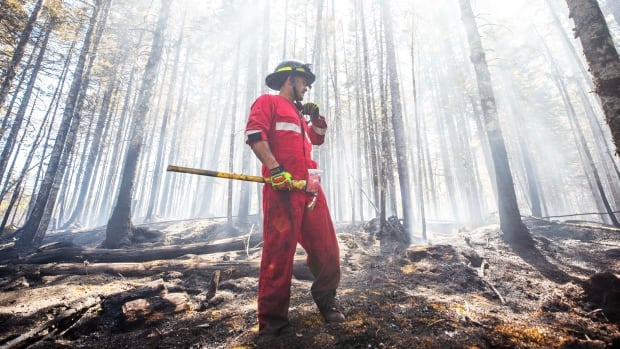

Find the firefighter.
[{"left": 245, "top": 60, "right": 345, "bottom": 341}]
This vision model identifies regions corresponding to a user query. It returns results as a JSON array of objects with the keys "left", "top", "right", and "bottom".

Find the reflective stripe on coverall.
[{"left": 245, "top": 94, "right": 341, "bottom": 332}]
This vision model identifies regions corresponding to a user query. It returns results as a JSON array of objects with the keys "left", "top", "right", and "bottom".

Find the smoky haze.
[{"left": 2, "top": 0, "right": 619, "bottom": 242}]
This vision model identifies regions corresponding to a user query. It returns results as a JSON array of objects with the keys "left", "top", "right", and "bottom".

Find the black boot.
[
  {"left": 256, "top": 316, "right": 291, "bottom": 346},
  {"left": 313, "top": 291, "right": 345, "bottom": 323}
]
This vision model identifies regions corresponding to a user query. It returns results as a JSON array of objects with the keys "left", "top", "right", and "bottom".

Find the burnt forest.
[{"left": 0, "top": 0, "right": 619, "bottom": 348}]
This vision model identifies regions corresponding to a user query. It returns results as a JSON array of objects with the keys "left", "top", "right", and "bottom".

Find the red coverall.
[{"left": 245, "top": 94, "right": 341, "bottom": 333}]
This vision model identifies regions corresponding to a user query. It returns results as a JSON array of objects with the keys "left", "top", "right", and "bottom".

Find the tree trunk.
[
  {"left": 410, "top": 31, "right": 427, "bottom": 241},
  {"left": 34, "top": 0, "right": 111, "bottom": 244},
  {"left": 226, "top": 41, "right": 241, "bottom": 228},
  {"left": 145, "top": 17, "right": 185, "bottom": 222},
  {"left": 498, "top": 73, "right": 543, "bottom": 218},
  {"left": 565, "top": 0, "right": 620, "bottom": 156},
  {"left": 376, "top": 17, "right": 389, "bottom": 229},
  {"left": 0, "top": 103, "right": 47, "bottom": 232},
  {"left": 63, "top": 55, "right": 120, "bottom": 227},
  {"left": 16, "top": 0, "right": 103, "bottom": 250},
  {"left": 381, "top": 0, "right": 413, "bottom": 242},
  {"left": 357, "top": 1, "right": 381, "bottom": 210},
  {"left": 95, "top": 61, "right": 140, "bottom": 227},
  {"left": 0, "top": 0, "right": 43, "bottom": 140},
  {"left": 431, "top": 71, "right": 460, "bottom": 219},
  {"left": 459, "top": 0, "right": 530, "bottom": 243},
  {"left": 161, "top": 46, "right": 190, "bottom": 218},
  {"left": 134, "top": 62, "right": 169, "bottom": 219},
  {"left": 547, "top": 52, "right": 620, "bottom": 227},
  {"left": 104, "top": 1, "right": 171, "bottom": 248},
  {"left": 238, "top": 22, "right": 260, "bottom": 224},
  {"left": 0, "top": 16, "right": 53, "bottom": 200},
  {"left": 575, "top": 82, "right": 620, "bottom": 207}
]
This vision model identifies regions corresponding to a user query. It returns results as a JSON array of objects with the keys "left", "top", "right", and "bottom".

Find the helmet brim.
[
  {"left": 265, "top": 71, "right": 288, "bottom": 90},
  {"left": 265, "top": 70, "right": 316, "bottom": 90}
]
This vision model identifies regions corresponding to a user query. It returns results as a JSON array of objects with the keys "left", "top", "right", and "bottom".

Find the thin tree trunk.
[
  {"left": 0, "top": 0, "right": 43, "bottom": 140},
  {"left": 410, "top": 30, "right": 427, "bottom": 240},
  {"left": 381, "top": 0, "right": 413, "bottom": 240},
  {"left": 35, "top": 0, "right": 110, "bottom": 244},
  {"left": 237, "top": 25, "right": 259, "bottom": 224},
  {"left": 0, "top": 17, "right": 53, "bottom": 200},
  {"left": 459, "top": 0, "right": 530, "bottom": 243},
  {"left": 24, "top": 43, "right": 74, "bottom": 222},
  {"left": 0, "top": 94, "right": 44, "bottom": 232},
  {"left": 198, "top": 76, "right": 229, "bottom": 216},
  {"left": 145, "top": 17, "right": 185, "bottom": 222},
  {"left": 0, "top": 46, "right": 33, "bottom": 148},
  {"left": 431, "top": 70, "right": 460, "bottom": 219},
  {"left": 547, "top": 54, "right": 620, "bottom": 227},
  {"left": 63, "top": 55, "right": 120, "bottom": 227},
  {"left": 376, "top": 16, "right": 389, "bottom": 228},
  {"left": 499, "top": 73, "right": 543, "bottom": 218},
  {"left": 161, "top": 46, "right": 190, "bottom": 218},
  {"left": 16, "top": 0, "right": 103, "bottom": 250},
  {"left": 104, "top": 1, "right": 171, "bottom": 248},
  {"left": 226, "top": 41, "right": 241, "bottom": 228},
  {"left": 575, "top": 81, "right": 620, "bottom": 207},
  {"left": 355, "top": 1, "right": 380, "bottom": 211},
  {"left": 134, "top": 60, "right": 169, "bottom": 219}
]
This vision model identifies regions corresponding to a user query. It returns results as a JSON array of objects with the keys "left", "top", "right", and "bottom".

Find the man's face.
[{"left": 290, "top": 76, "right": 308, "bottom": 100}]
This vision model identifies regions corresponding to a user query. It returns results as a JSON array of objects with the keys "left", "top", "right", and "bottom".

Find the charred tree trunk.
[
  {"left": 381, "top": 0, "right": 413, "bottom": 241},
  {"left": 145, "top": 16, "right": 185, "bottom": 222},
  {"left": 0, "top": 0, "right": 43, "bottom": 140},
  {"left": 459, "top": 0, "right": 530, "bottom": 243},
  {"left": 565, "top": 0, "right": 620, "bottom": 156},
  {"left": 161, "top": 46, "right": 190, "bottom": 218},
  {"left": 63, "top": 54, "right": 121, "bottom": 228},
  {"left": 95, "top": 66, "right": 137, "bottom": 227},
  {"left": 376, "top": 16, "right": 390, "bottom": 228},
  {"left": 0, "top": 100, "right": 51, "bottom": 233},
  {"left": 0, "top": 16, "right": 54, "bottom": 200},
  {"left": 34, "top": 0, "right": 111, "bottom": 244},
  {"left": 104, "top": 1, "right": 171, "bottom": 248},
  {"left": 16, "top": 0, "right": 103, "bottom": 250},
  {"left": 357, "top": 1, "right": 381, "bottom": 210}
]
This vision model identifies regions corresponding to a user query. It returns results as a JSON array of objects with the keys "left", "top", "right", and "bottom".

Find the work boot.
[
  {"left": 313, "top": 291, "right": 345, "bottom": 323},
  {"left": 256, "top": 324, "right": 294, "bottom": 348}
]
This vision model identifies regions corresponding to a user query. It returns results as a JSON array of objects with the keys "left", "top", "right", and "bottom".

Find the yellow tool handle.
[{"left": 166, "top": 165, "right": 307, "bottom": 191}]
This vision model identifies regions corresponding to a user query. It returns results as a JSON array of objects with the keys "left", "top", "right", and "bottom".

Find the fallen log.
[
  {"left": 1, "top": 236, "right": 261, "bottom": 264},
  {"left": 0, "top": 258, "right": 313, "bottom": 280}
]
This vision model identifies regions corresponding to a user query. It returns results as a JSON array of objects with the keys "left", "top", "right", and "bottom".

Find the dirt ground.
[{"left": 0, "top": 217, "right": 619, "bottom": 348}]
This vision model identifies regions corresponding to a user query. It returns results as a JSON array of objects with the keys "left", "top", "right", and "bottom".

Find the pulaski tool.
[
  {"left": 166, "top": 165, "right": 305, "bottom": 190},
  {"left": 166, "top": 165, "right": 321, "bottom": 210}
]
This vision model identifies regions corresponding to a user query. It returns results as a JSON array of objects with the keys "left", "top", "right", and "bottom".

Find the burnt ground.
[{"left": 0, "top": 217, "right": 619, "bottom": 348}]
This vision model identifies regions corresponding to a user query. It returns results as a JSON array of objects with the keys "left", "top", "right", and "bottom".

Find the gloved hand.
[
  {"left": 312, "top": 116, "right": 327, "bottom": 129},
  {"left": 269, "top": 166, "right": 293, "bottom": 191},
  {"left": 302, "top": 102, "right": 320, "bottom": 119}
]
